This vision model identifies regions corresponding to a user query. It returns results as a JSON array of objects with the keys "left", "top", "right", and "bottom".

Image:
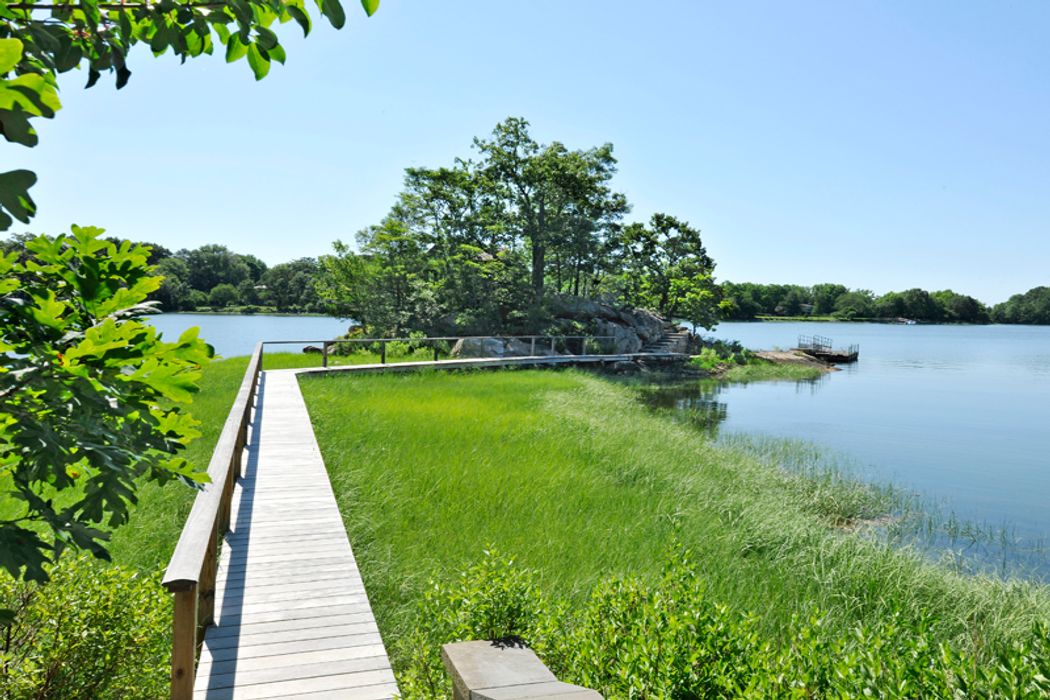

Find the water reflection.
[
  {"left": 626, "top": 373, "right": 1049, "bottom": 582},
  {"left": 634, "top": 375, "right": 830, "bottom": 435}
]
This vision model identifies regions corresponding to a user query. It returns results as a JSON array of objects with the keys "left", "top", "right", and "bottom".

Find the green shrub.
[
  {"left": 396, "top": 546, "right": 1050, "bottom": 699},
  {"left": 0, "top": 556, "right": 170, "bottom": 699}
]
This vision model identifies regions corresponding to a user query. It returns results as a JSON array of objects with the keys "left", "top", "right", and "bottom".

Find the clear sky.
[{"left": 10, "top": 0, "right": 1049, "bottom": 304}]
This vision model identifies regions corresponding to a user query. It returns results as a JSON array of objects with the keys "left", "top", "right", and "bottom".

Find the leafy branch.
[
  {"left": 0, "top": 0, "right": 379, "bottom": 229},
  {"left": 0, "top": 227, "right": 215, "bottom": 581}
]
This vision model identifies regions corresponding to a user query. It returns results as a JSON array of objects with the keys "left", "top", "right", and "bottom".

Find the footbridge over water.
[{"left": 162, "top": 336, "right": 683, "bottom": 698}]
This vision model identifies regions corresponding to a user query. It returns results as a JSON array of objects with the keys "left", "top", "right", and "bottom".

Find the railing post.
[
  {"left": 550, "top": 336, "right": 556, "bottom": 354},
  {"left": 198, "top": 524, "right": 218, "bottom": 628},
  {"left": 322, "top": 341, "right": 329, "bottom": 368},
  {"left": 433, "top": 341, "right": 440, "bottom": 362},
  {"left": 171, "top": 586, "right": 198, "bottom": 700},
  {"left": 380, "top": 341, "right": 386, "bottom": 364},
  {"left": 530, "top": 337, "right": 536, "bottom": 356}
]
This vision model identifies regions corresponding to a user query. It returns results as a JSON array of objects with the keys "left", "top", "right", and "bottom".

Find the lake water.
[
  {"left": 147, "top": 313, "right": 1050, "bottom": 577},
  {"left": 145, "top": 313, "right": 353, "bottom": 358},
  {"left": 696, "top": 322, "right": 1050, "bottom": 577}
]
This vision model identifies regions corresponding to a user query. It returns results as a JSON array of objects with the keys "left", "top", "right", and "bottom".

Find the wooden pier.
[{"left": 796, "top": 334, "right": 859, "bottom": 364}]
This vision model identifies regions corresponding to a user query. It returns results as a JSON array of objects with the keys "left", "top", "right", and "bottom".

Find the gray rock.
[
  {"left": 595, "top": 320, "right": 642, "bottom": 354},
  {"left": 450, "top": 337, "right": 507, "bottom": 359},
  {"left": 442, "top": 640, "right": 602, "bottom": 700}
]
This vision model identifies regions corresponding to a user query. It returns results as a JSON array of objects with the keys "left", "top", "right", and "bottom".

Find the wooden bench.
[{"left": 442, "top": 640, "right": 602, "bottom": 700}]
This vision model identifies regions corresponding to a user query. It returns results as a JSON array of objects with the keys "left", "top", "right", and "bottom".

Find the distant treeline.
[
  {"left": 4, "top": 232, "right": 1047, "bottom": 325},
  {"left": 722, "top": 282, "right": 1050, "bottom": 324},
  {"left": 1, "top": 235, "right": 322, "bottom": 313}
]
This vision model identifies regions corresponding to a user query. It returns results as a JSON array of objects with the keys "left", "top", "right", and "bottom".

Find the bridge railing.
[
  {"left": 261, "top": 334, "right": 619, "bottom": 368},
  {"left": 161, "top": 342, "right": 264, "bottom": 700}
]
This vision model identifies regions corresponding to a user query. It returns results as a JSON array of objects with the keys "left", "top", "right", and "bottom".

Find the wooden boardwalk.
[
  {"left": 193, "top": 370, "right": 398, "bottom": 699},
  {"left": 187, "top": 352, "right": 688, "bottom": 698}
]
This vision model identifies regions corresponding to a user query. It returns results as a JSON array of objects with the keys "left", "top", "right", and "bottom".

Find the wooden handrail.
[
  {"left": 261, "top": 334, "right": 617, "bottom": 344},
  {"left": 161, "top": 342, "right": 264, "bottom": 700}
]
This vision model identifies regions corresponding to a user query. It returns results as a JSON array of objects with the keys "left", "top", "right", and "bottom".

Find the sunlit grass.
[
  {"left": 301, "top": 368, "right": 1050, "bottom": 670},
  {"left": 723, "top": 359, "right": 827, "bottom": 382},
  {"left": 107, "top": 356, "right": 251, "bottom": 571}
]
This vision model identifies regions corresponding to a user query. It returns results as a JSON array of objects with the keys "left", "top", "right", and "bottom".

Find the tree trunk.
[
  {"left": 531, "top": 241, "right": 545, "bottom": 303},
  {"left": 531, "top": 200, "right": 547, "bottom": 303}
]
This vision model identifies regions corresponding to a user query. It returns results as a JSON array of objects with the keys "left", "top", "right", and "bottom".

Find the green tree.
[
  {"left": 993, "top": 286, "right": 1050, "bottom": 324},
  {"left": 812, "top": 283, "right": 848, "bottom": 315},
  {"left": 615, "top": 213, "right": 722, "bottom": 328},
  {"left": 931, "top": 290, "right": 989, "bottom": 323},
  {"left": 0, "top": 227, "right": 213, "bottom": 581},
  {"left": 207, "top": 281, "right": 239, "bottom": 307},
  {"left": 0, "top": 1, "right": 380, "bottom": 229},
  {"left": 180, "top": 244, "right": 250, "bottom": 293},
  {"left": 240, "top": 253, "right": 268, "bottom": 283},
  {"left": 261, "top": 257, "right": 320, "bottom": 311},
  {"left": 153, "top": 255, "right": 192, "bottom": 311},
  {"left": 833, "top": 290, "right": 875, "bottom": 319},
  {"left": 318, "top": 221, "right": 433, "bottom": 333},
  {"left": 474, "top": 117, "right": 626, "bottom": 305}
]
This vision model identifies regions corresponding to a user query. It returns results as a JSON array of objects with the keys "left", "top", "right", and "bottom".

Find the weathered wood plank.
[
  {"left": 193, "top": 371, "right": 396, "bottom": 698},
  {"left": 196, "top": 643, "right": 389, "bottom": 677},
  {"left": 195, "top": 654, "right": 391, "bottom": 691}
]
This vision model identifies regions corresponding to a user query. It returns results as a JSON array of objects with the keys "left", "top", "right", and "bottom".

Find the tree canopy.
[
  {"left": 317, "top": 117, "right": 724, "bottom": 336},
  {"left": 0, "top": 0, "right": 379, "bottom": 229},
  {"left": 992, "top": 286, "right": 1050, "bottom": 325}
]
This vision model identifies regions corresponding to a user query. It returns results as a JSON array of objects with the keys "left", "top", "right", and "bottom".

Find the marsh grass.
[
  {"left": 260, "top": 347, "right": 439, "bottom": 371},
  {"left": 722, "top": 360, "right": 826, "bottom": 382},
  {"left": 300, "top": 369, "right": 1050, "bottom": 672},
  {"left": 106, "top": 356, "right": 251, "bottom": 570}
]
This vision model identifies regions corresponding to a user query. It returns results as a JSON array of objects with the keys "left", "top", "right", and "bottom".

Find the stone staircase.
[{"left": 641, "top": 326, "right": 693, "bottom": 354}]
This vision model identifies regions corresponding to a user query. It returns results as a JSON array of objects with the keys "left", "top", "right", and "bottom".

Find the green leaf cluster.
[
  {"left": 0, "top": 226, "right": 213, "bottom": 581},
  {"left": 396, "top": 546, "right": 1050, "bottom": 699},
  {"left": 0, "top": 554, "right": 169, "bottom": 698},
  {"left": 0, "top": 0, "right": 379, "bottom": 229}
]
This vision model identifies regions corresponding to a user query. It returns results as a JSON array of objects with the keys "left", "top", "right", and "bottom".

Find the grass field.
[{"left": 300, "top": 368, "right": 1050, "bottom": 673}]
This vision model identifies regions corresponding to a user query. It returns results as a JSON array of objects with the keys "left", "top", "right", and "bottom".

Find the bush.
[
  {"left": 0, "top": 556, "right": 170, "bottom": 699},
  {"left": 395, "top": 546, "right": 1050, "bottom": 699},
  {"left": 208, "top": 282, "right": 239, "bottom": 308}
]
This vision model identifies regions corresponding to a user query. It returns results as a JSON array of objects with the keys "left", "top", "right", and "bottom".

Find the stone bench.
[{"left": 442, "top": 640, "right": 602, "bottom": 700}]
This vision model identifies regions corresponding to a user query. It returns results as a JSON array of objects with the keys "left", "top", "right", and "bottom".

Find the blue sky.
[{"left": 11, "top": 1, "right": 1049, "bottom": 304}]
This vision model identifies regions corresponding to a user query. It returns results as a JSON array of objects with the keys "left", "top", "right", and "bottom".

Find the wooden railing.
[
  {"left": 262, "top": 334, "right": 618, "bottom": 368},
  {"left": 161, "top": 342, "right": 264, "bottom": 700}
]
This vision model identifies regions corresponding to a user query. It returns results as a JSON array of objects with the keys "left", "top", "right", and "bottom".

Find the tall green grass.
[
  {"left": 300, "top": 369, "right": 1050, "bottom": 670},
  {"left": 106, "top": 356, "right": 250, "bottom": 571}
]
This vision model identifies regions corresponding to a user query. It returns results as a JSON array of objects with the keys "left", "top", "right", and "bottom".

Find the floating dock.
[{"left": 795, "top": 334, "right": 859, "bottom": 363}]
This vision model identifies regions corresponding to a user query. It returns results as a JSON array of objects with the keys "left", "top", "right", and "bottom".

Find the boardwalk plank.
[{"left": 194, "top": 371, "right": 397, "bottom": 699}]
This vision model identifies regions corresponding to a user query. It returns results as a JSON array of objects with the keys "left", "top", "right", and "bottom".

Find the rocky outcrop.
[
  {"left": 446, "top": 298, "right": 695, "bottom": 359},
  {"left": 551, "top": 297, "right": 684, "bottom": 355}
]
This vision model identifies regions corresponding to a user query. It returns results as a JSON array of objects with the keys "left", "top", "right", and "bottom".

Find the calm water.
[
  {"left": 145, "top": 313, "right": 353, "bottom": 357},
  {"left": 688, "top": 322, "right": 1050, "bottom": 575}
]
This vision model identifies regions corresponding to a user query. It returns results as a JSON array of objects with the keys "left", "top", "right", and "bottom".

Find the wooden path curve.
[{"left": 192, "top": 370, "right": 398, "bottom": 699}]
